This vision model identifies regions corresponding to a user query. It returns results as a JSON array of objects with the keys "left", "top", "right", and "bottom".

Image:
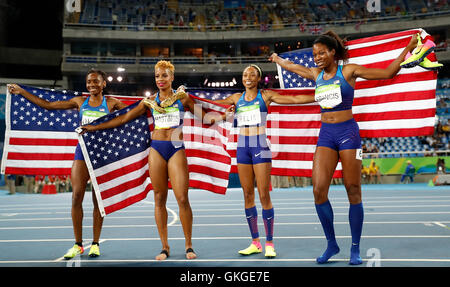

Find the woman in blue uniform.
[
  {"left": 8, "top": 69, "right": 128, "bottom": 259},
  {"left": 269, "top": 31, "right": 418, "bottom": 264},
  {"left": 215, "top": 64, "right": 314, "bottom": 258},
  {"left": 81, "top": 60, "right": 217, "bottom": 260}
]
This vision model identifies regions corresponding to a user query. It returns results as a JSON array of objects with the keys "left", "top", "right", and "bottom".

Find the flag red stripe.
[
  {"left": 267, "top": 121, "right": 321, "bottom": 129},
  {"left": 355, "top": 109, "right": 436, "bottom": 122},
  {"left": 104, "top": 188, "right": 151, "bottom": 215},
  {"left": 360, "top": 127, "right": 435, "bottom": 138},
  {"left": 96, "top": 157, "right": 149, "bottom": 184},
  {"left": 273, "top": 152, "right": 315, "bottom": 161},
  {"left": 189, "top": 165, "right": 230, "bottom": 180},
  {"left": 7, "top": 152, "right": 75, "bottom": 161},
  {"left": 348, "top": 37, "right": 409, "bottom": 58},
  {"left": 346, "top": 30, "right": 420, "bottom": 45},
  {"left": 354, "top": 72, "right": 437, "bottom": 90},
  {"left": 353, "top": 90, "right": 436, "bottom": 106},
  {"left": 189, "top": 179, "right": 227, "bottom": 194},
  {"left": 268, "top": 105, "right": 319, "bottom": 114},
  {"left": 100, "top": 173, "right": 149, "bottom": 200},
  {"left": 9, "top": 138, "right": 78, "bottom": 146},
  {"left": 185, "top": 149, "right": 230, "bottom": 165},
  {"left": 4, "top": 167, "right": 72, "bottom": 175},
  {"left": 273, "top": 136, "right": 319, "bottom": 145}
]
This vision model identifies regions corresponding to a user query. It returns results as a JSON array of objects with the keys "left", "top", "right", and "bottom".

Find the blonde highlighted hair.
[{"left": 155, "top": 60, "right": 175, "bottom": 74}]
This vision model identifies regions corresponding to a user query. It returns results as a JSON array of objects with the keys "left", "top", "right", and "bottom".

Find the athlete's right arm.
[
  {"left": 268, "top": 53, "right": 320, "bottom": 81},
  {"left": 213, "top": 92, "right": 240, "bottom": 122},
  {"left": 8, "top": 84, "right": 80, "bottom": 110},
  {"left": 81, "top": 100, "right": 147, "bottom": 133}
]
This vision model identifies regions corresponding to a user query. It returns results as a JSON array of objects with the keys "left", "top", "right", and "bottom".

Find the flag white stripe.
[
  {"left": 97, "top": 164, "right": 149, "bottom": 191},
  {"left": 189, "top": 172, "right": 228, "bottom": 186},
  {"left": 187, "top": 157, "right": 231, "bottom": 172},
  {"left": 354, "top": 80, "right": 437, "bottom": 99},
  {"left": 4, "top": 160, "right": 74, "bottom": 168},
  {"left": 353, "top": 99, "right": 436, "bottom": 114},
  {"left": 357, "top": 118, "right": 436, "bottom": 130},
  {"left": 349, "top": 47, "right": 405, "bottom": 65},
  {"left": 5, "top": 145, "right": 76, "bottom": 153},
  {"left": 8, "top": 130, "right": 78, "bottom": 139},
  {"left": 346, "top": 32, "right": 416, "bottom": 50},
  {"left": 101, "top": 180, "right": 151, "bottom": 208},
  {"left": 92, "top": 149, "right": 150, "bottom": 177}
]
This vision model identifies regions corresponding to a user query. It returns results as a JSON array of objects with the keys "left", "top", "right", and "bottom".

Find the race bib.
[
  {"left": 81, "top": 110, "right": 108, "bottom": 125},
  {"left": 153, "top": 107, "right": 180, "bottom": 129},
  {"left": 236, "top": 104, "right": 261, "bottom": 127},
  {"left": 315, "top": 84, "right": 343, "bottom": 109}
]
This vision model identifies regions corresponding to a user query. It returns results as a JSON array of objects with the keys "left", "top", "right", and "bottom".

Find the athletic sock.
[
  {"left": 349, "top": 202, "right": 364, "bottom": 265},
  {"left": 91, "top": 242, "right": 99, "bottom": 246},
  {"left": 245, "top": 206, "right": 259, "bottom": 239},
  {"left": 75, "top": 242, "right": 83, "bottom": 248},
  {"left": 315, "top": 200, "right": 340, "bottom": 263},
  {"left": 262, "top": 208, "right": 274, "bottom": 242}
]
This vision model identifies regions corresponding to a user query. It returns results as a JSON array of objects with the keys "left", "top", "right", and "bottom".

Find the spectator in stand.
[
  {"left": 401, "top": 160, "right": 415, "bottom": 183},
  {"left": 23, "top": 175, "right": 35, "bottom": 194},
  {"left": 6, "top": 174, "right": 16, "bottom": 195},
  {"left": 437, "top": 158, "right": 446, "bottom": 174},
  {"left": 368, "top": 161, "right": 381, "bottom": 184},
  {"left": 34, "top": 175, "right": 46, "bottom": 193},
  {"left": 57, "top": 175, "right": 70, "bottom": 193}
]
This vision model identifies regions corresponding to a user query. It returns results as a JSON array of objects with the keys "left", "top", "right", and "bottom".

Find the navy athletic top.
[
  {"left": 235, "top": 90, "right": 268, "bottom": 127},
  {"left": 79, "top": 96, "right": 109, "bottom": 125},
  {"left": 315, "top": 65, "right": 354, "bottom": 113},
  {"left": 152, "top": 90, "right": 185, "bottom": 129}
]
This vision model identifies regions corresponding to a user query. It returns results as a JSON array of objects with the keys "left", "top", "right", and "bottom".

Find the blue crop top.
[
  {"left": 315, "top": 65, "right": 354, "bottom": 113},
  {"left": 79, "top": 96, "right": 109, "bottom": 125},
  {"left": 151, "top": 91, "right": 185, "bottom": 130},
  {"left": 235, "top": 90, "right": 268, "bottom": 127}
]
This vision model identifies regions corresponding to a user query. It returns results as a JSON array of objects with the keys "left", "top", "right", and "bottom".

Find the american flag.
[
  {"left": 1, "top": 86, "right": 79, "bottom": 175},
  {"left": 77, "top": 101, "right": 152, "bottom": 216},
  {"left": 1, "top": 86, "right": 232, "bottom": 215},
  {"left": 273, "top": 28, "right": 438, "bottom": 177}
]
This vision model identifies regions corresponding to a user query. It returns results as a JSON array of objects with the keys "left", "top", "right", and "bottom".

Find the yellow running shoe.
[
  {"left": 265, "top": 244, "right": 277, "bottom": 259},
  {"left": 401, "top": 34, "right": 436, "bottom": 68},
  {"left": 238, "top": 242, "right": 262, "bottom": 256},
  {"left": 419, "top": 57, "right": 444, "bottom": 71},
  {"left": 88, "top": 244, "right": 100, "bottom": 257},
  {"left": 63, "top": 244, "right": 84, "bottom": 260}
]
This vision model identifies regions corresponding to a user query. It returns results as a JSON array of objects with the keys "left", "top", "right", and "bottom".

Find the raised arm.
[
  {"left": 8, "top": 84, "right": 80, "bottom": 110},
  {"left": 350, "top": 34, "right": 419, "bottom": 80},
  {"left": 268, "top": 53, "right": 321, "bottom": 81},
  {"left": 263, "top": 89, "right": 315, "bottom": 105},
  {"left": 81, "top": 100, "right": 147, "bottom": 133}
]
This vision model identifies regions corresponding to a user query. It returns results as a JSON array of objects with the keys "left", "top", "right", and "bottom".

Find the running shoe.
[
  {"left": 142, "top": 98, "right": 166, "bottom": 113},
  {"left": 88, "top": 244, "right": 100, "bottom": 257},
  {"left": 401, "top": 34, "right": 436, "bottom": 68},
  {"left": 160, "top": 91, "right": 187, "bottom": 108},
  {"left": 238, "top": 242, "right": 262, "bottom": 255},
  {"left": 63, "top": 244, "right": 84, "bottom": 260},
  {"left": 264, "top": 244, "right": 277, "bottom": 258},
  {"left": 419, "top": 57, "right": 444, "bottom": 71},
  {"left": 404, "top": 51, "right": 443, "bottom": 71}
]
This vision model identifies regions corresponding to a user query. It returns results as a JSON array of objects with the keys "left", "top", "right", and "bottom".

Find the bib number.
[
  {"left": 81, "top": 110, "right": 108, "bottom": 125},
  {"left": 154, "top": 107, "right": 180, "bottom": 129},
  {"left": 236, "top": 104, "right": 261, "bottom": 127},
  {"left": 315, "top": 84, "right": 343, "bottom": 109}
]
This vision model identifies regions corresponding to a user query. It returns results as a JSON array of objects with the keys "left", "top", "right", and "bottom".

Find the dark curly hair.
[
  {"left": 86, "top": 68, "right": 107, "bottom": 81},
  {"left": 314, "top": 30, "right": 349, "bottom": 63}
]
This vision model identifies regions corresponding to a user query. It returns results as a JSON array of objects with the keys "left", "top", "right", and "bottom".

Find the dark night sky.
[{"left": 5, "top": 0, "right": 63, "bottom": 50}]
